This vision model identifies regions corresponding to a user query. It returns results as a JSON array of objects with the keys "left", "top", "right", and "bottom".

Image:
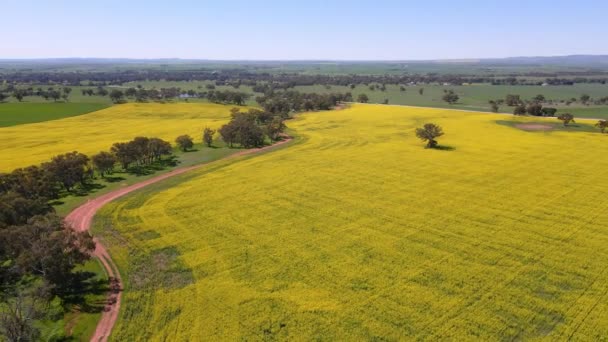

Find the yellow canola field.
[
  {"left": 0, "top": 103, "right": 237, "bottom": 171},
  {"left": 96, "top": 104, "right": 608, "bottom": 340}
]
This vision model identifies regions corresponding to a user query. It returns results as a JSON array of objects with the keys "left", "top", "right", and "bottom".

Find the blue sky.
[{"left": 3, "top": 0, "right": 607, "bottom": 60}]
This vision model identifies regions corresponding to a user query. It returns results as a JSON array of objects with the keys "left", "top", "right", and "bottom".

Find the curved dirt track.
[{"left": 64, "top": 138, "right": 293, "bottom": 342}]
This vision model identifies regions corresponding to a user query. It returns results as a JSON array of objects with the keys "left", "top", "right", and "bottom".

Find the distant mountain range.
[{"left": 2, "top": 55, "right": 608, "bottom": 70}]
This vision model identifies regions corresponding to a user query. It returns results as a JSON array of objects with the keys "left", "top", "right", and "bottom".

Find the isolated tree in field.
[
  {"left": 399, "top": 85, "right": 406, "bottom": 91},
  {"left": 557, "top": 113, "right": 575, "bottom": 126},
  {"left": 175, "top": 135, "right": 194, "bottom": 151},
  {"left": 595, "top": 119, "right": 608, "bottom": 133},
  {"left": 513, "top": 105, "right": 527, "bottom": 115},
  {"left": 418, "top": 88, "right": 424, "bottom": 95},
  {"left": 357, "top": 93, "right": 369, "bottom": 103},
  {"left": 580, "top": 94, "right": 590, "bottom": 105},
  {"left": 489, "top": 100, "right": 499, "bottom": 113},
  {"left": 0, "top": 93, "right": 7, "bottom": 102},
  {"left": 109, "top": 89, "right": 125, "bottom": 103},
  {"left": 442, "top": 90, "right": 459, "bottom": 104},
  {"left": 266, "top": 116, "right": 287, "bottom": 141},
  {"left": 12, "top": 90, "right": 25, "bottom": 102},
  {"left": 415, "top": 123, "right": 444, "bottom": 148},
  {"left": 203, "top": 127, "right": 216, "bottom": 147},
  {"left": 49, "top": 90, "right": 61, "bottom": 102},
  {"left": 92, "top": 151, "right": 116, "bottom": 177}
]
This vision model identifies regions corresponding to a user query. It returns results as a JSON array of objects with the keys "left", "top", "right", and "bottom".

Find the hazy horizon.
[{"left": 3, "top": 0, "right": 607, "bottom": 60}]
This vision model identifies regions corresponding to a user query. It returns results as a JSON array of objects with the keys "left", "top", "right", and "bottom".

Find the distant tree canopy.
[
  {"left": 557, "top": 113, "right": 575, "bottom": 126},
  {"left": 256, "top": 91, "right": 351, "bottom": 117},
  {"left": 513, "top": 105, "right": 527, "bottom": 115},
  {"left": 357, "top": 93, "right": 369, "bottom": 103},
  {"left": 109, "top": 89, "right": 125, "bottom": 103},
  {"left": 442, "top": 90, "right": 459, "bottom": 104},
  {"left": 415, "top": 123, "right": 444, "bottom": 148},
  {"left": 526, "top": 103, "right": 543, "bottom": 116},
  {"left": 505, "top": 94, "right": 522, "bottom": 106}
]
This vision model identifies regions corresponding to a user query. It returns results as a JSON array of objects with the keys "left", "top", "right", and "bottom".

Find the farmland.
[
  {"left": 0, "top": 102, "right": 109, "bottom": 127},
  {"left": 94, "top": 104, "right": 608, "bottom": 340},
  {"left": 0, "top": 102, "right": 240, "bottom": 171}
]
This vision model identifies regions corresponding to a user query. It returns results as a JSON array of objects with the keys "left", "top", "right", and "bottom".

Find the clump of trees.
[
  {"left": 111, "top": 137, "right": 173, "bottom": 170},
  {"left": 415, "top": 123, "right": 444, "bottom": 148},
  {"left": 256, "top": 91, "right": 351, "bottom": 117},
  {"left": 219, "top": 108, "right": 287, "bottom": 148}
]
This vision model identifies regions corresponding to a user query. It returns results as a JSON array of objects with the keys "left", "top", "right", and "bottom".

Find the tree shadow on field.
[
  {"left": 433, "top": 145, "right": 456, "bottom": 151},
  {"left": 73, "top": 182, "right": 106, "bottom": 197},
  {"left": 57, "top": 271, "right": 109, "bottom": 314},
  {"left": 102, "top": 175, "right": 126, "bottom": 183},
  {"left": 183, "top": 148, "right": 199, "bottom": 152},
  {"left": 127, "top": 156, "right": 179, "bottom": 176}
]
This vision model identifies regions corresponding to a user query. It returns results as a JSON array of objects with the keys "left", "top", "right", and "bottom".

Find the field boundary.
[
  {"left": 64, "top": 137, "right": 293, "bottom": 342},
  {"left": 347, "top": 102, "right": 605, "bottom": 121}
]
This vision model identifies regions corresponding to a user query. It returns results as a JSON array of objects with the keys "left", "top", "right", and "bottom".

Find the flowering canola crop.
[
  {"left": 0, "top": 103, "right": 236, "bottom": 171},
  {"left": 95, "top": 104, "right": 608, "bottom": 340}
]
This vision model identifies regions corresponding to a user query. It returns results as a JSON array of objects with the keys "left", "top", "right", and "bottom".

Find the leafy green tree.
[
  {"left": 489, "top": 100, "right": 499, "bottom": 113},
  {"left": 513, "top": 105, "right": 527, "bottom": 115},
  {"left": 111, "top": 142, "right": 135, "bottom": 170},
  {"left": 175, "top": 135, "right": 194, "bottom": 152},
  {"left": 533, "top": 94, "right": 545, "bottom": 102},
  {"left": 266, "top": 117, "right": 286, "bottom": 141},
  {"left": 203, "top": 127, "right": 216, "bottom": 147},
  {"left": 526, "top": 103, "right": 543, "bottom": 116},
  {"left": 505, "top": 94, "right": 522, "bottom": 106},
  {"left": 580, "top": 94, "right": 591, "bottom": 104},
  {"left": 357, "top": 93, "right": 369, "bottom": 103},
  {"left": 42, "top": 152, "right": 90, "bottom": 192},
  {"left": 541, "top": 107, "right": 557, "bottom": 117},
  {"left": 418, "top": 88, "right": 424, "bottom": 95},
  {"left": 415, "top": 123, "right": 444, "bottom": 148},
  {"left": 557, "top": 113, "right": 575, "bottom": 126},
  {"left": 0, "top": 289, "right": 41, "bottom": 342},
  {"left": 148, "top": 138, "right": 172, "bottom": 161},
  {"left": 109, "top": 89, "right": 125, "bottom": 103},
  {"left": 91, "top": 152, "right": 116, "bottom": 177},
  {"left": 12, "top": 90, "right": 25, "bottom": 102},
  {"left": 595, "top": 119, "right": 608, "bottom": 133},
  {"left": 442, "top": 90, "right": 459, "bottom": 104}
]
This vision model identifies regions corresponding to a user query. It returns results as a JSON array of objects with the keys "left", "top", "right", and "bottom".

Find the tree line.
[{"left": 3, "top": 68, "right": 608, "bottom": 91}]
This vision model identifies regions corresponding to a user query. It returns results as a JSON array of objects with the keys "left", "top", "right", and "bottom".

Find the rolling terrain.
[
  {"left": 0, "top": 102, "right": 239, "bottom": 171},
  {"left": 93, "top": 104, "right": 608, "bottom": 340}
]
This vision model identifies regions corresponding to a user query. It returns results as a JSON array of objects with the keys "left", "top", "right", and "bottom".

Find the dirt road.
[{"left": 64, "top": 137, "right": 293, "bottom": 342}]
